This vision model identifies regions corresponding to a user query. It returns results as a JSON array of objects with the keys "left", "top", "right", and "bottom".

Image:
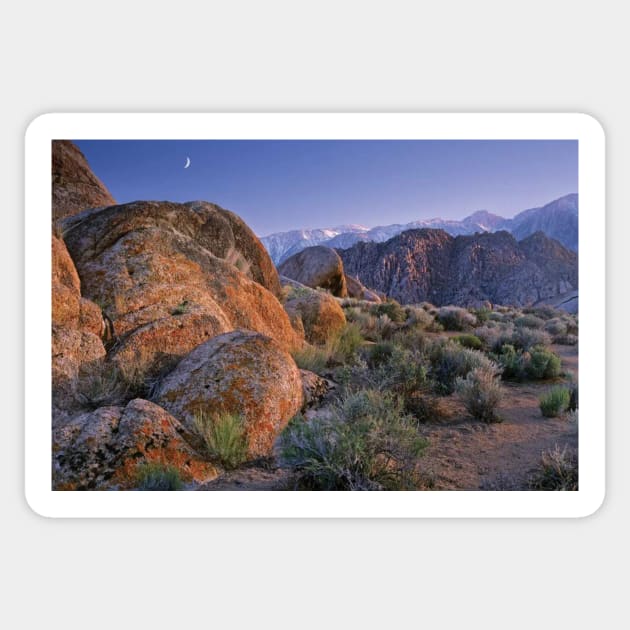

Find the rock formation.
[
  {"left": 154, "top": 331, "right": 304, "bottom": 458},
  {"left": 60, "top": 200, "right": 303, "bottom": 380},
  {"left": 278, "top": 245, "right": 348, "bottom": 297},
  {"left": 284, "top": 289, "right": 347, "bottom": 345},
  {"left": 339, "top": 228, "right": 578, "bottom": 307},
  {"left": 52, "top": 140, "right": 116, "bottom": 223}
]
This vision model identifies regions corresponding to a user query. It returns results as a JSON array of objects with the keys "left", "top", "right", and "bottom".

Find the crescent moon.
[{"left": 184, "top": 157, "right": 191, "bottom": 169}]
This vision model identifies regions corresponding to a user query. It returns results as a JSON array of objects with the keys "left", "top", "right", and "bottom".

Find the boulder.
[
  {"left": 345, "top": 274, "right": 382, "bottom": 303},
  {"left": 51, "top": 236, "right": 106, "bottom": 411},
  {"left": 53, "top": 398, "right": 217, "bottom": 490},
  {"left": 52, "top": 140, "right": 115, "bottom": 223},
  {"left": 60, "top": 201, "right": 303, "bottom": 379},
  {"left": 154, "top": 331, "right": 304, "bottom": 458},
  {"left": 284, "top": 290, "right": 346, "bottom": 345},
  {"left": 300, "top": 369, "right": 331, "bottom": 408},
  {"left": 278, "top": 245, "right": 348, "bottom": 297}
]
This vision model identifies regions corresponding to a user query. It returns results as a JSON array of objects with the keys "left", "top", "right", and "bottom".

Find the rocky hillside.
[
  {"left": 52, "top": 140, "right": 116, "bottom": 223},
  {"left": 261, "top": 194, "right": 578, "bottom": 263},
  {"left": 339, "top": 228, "right": 578, "bottom": 307},
  {"left": 51, "top": 141, "right": 311, "bottom": 490}
]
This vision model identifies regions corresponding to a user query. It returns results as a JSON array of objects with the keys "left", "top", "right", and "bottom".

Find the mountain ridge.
[{"left": 261, "top": 193, "right": 578, "bottom": 264}]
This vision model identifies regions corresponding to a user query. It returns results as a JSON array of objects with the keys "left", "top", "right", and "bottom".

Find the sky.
[{"left": 75, "top": 140, "right": 578, "bottom": 236}]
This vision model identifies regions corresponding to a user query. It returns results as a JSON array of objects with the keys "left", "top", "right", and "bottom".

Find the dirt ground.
[{"left": 199, "top": 343, "right": 578, "bottom": 491}]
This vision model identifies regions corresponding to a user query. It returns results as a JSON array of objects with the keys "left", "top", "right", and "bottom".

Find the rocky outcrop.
[
  {"left": 60, "top": 201, "right": 303, "bottom": 380},
  {"left": 339, "top": 228, "right": 578, "bottom": 307},
  {"left": 52, "top": 236, "right": 106, "bottom": 411},
  {"left": 154, "top": 331, "right": 304, "bottom": 458},
  {"left": 344, "top": 274, "right": 382, "bottom": 303},
  {"left": 52, "top": 140, "right": 116, "bottom": 223},
  {"left": 278, "top": 245, "right": 348, "bottom": 297},
  {"left": 52, "top": 398, "right": 217, "bottom": 490},
  {"left": 300, "top": 369, "right": 331, "bottom": 408},
  {"left": 284, "top": 290, "right": 346, "bottom": 345}
]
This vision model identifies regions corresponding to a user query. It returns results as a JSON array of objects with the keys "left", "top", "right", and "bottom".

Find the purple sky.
[{"left": 75, "top": 140, "right": 578, "bottom": 235}]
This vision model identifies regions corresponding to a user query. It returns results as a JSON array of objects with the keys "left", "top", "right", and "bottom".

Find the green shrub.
[
  {"left": 347, "top": 310, "right": 379, "bottom": 341},
  {"left": 514, "top": 314, "right": 545, "bottom": 329},
  {"left": 366, "top": 341, "right": 396, "bottom": 368},
  {"left": 454, "top": 334, "right": 483, "bottom": 350},
  {"left": 405, "top": 392, "right": 450, "bottom": 424},
  {"left": 280, "top": 390, "right": 427, "bottom": 490},
  {"left": 291, "top": 344, "right": 329, "bottom": 373},
  {"left": 374, "top": 314, "right": 398, "bottom": 340},
  {"left": 494, "top": 344, "right": 529, "bottom": 380},
  {"left": 391, "top": 327, "right": 429, "bottom": 354},
  {"left": 436, "top": 306, "right": 477, "bottom": 331},
  {"left": 539, "top": 387, "right": 571, "bottom": 417},
  {"left": 511, "top": 326, "right": 552, "bottom": 351},
  {"left": 474, "top": 324, "right": 515, "bottom": 353},
  {"left": 404, "top": 305, "right": 434, "bottom": 329},
  {"left": 330, "top": 323, "right": 364, "bottom": 364},
  {"left": 472, "top": 307, "right": 491, "bottom": 324},
  {"left": 370, "top": 300, "right": 407, "bottom": 323},
  {"left": 455, "top": 366, "right": 504, "bottom": 423},
  {"left": 135, "top": 462, "right": 183, "bottom": 491},
  {"left": 523, "top": 305, "right": 560, "bottom": 321},
  {"left": 429, "top": 341, "right": 498, "bottom": 394},
  {"left": 527, "top": 346, "right": 562, "bottom": 379},
  {"left": 544, "top": 318, "right": 568, "bottom": 337},
  {"left": 194, "top": 411, "right": 248, "bottom": 470},
  {"left": 529, "top": 445, "right": 578, "bottom": 490}
]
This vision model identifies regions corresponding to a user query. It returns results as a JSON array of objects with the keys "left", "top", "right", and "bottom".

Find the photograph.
[{"left": 48, "top": 132, "right": 581, "bottom": 493}]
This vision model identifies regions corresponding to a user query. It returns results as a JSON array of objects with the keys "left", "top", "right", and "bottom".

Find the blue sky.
[{"left": 75, "top": 140, "right": 578, "bottom": 236}]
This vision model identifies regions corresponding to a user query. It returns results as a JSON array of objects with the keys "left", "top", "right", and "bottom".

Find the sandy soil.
[{"left": 199, "top": 343, "right": 578, "bottom": 491}]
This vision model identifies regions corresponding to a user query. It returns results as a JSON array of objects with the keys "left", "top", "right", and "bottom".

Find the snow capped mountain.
[{"left": 260, "top": 194, "right": 577, "bottom": 264}]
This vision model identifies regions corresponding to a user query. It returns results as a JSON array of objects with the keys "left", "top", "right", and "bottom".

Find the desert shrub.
[
  {"left": 366, "top": 341, "right": 396, "bottom": 368},
  {"left": 511, "top": 326, "right": 552, "bottom": 351},
  {"left": 454, "top": 334, "right": 483, "bottom": 350},
  {"left": 193, "top": 411, "right": 248, "bottom": 470},
  {"left": 523, "top": 304, "right": 561, "bottom": 321},
  {"left": 405, "top": 392, "right": 450, "bottom": 424},
  {"left": 377, "top": 346, "right": 428, "bottom": 400},
  {"left": 515, "top": 314, "right": 545, "bottom": 329},
  {"left": 527, "top": 346, "right": 562, "bottom": 379},
  {"left": 436, "top": 306, "right": 477, "bottom": 331},
  {"left": 75, "top": 365, "right": 127, "bottom": 409},
  {"left": 494, "top": 344, "right": 529, "bottom": 380},
  {"left": 348, "top": 310, "right": 379, "bottom": 341},
  {"left": 455, "top": 366, "right": 504, "bottom": 423},
  {"left": 291, "top": 345, "right": 329, "bottom": 373},
  {"left": 391, "top": 327, "right": 429, "bottom": 354},
  {"left": 474, "top": 324, "right": 515, "bottom": 353},
  {"left": 404, "top": 305, "right": 434, "bottom": 330},
  {"left": 284, "top": 284, "right": 312, "bottom": 301},
  {"left": 429, "top": 340, "right": 498, "bottom": 394},
  {"left": 544, "top": 318, "right": 568, "bottom": 337},
  {"left": 471, "top": 307, "right": 491, "bottom": 324},
  {"left": 135, "top": 462, "right": 183, "bottom": 491},
  {"left": 529, "top": 445, "right": 578, "bottom": 490},
  {"left": 373, "top": 314, "right": 397, "bottom": 340},
  {"left": 539, "top": 386, "right": 571, "bottom": 417},
  {"left": 370, "top": 300, "right": 407, "bottom": 323},
  {"left": 330, "top": 323, "right": 364, "bottom": 364},
  {"left": 555, "top": 333, "right": 578, "bottom": 346},
  {"left": 487, "top": 311, "right": 507, "bottom": 323},
  {"left": 280, "top": 390, "right": 427, "bottom": 490}
]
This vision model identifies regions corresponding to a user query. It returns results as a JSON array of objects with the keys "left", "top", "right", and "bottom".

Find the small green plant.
[
  {"left": 370, "top": 300, "right": 407, "bottom": 323},
  {"left": 455, "top": 366, "right": 504, "bottom": 423},
  {"left": 171, "top": 299, "right": 189, "bottom": 315},
  {"left": 194, "top": 411, "right": 248, "bottom": 470},
  {"left": 435, "top": 306, "right": 477, "bottom": 331},
  {"left": 330, "top": 323, "right": 364, "bottom": 364},
  {"left": 514, "top": 314, "right": 545, "bottom": 329},
  {"left": 454, "top": 334, "right": 483, "bottom": 350},
  {"left": 135, "top": 462, "right": 183, "bottom": 491},
  {"left": 539, "top": 386, "right": 571, "bottom": 417},
  {"left": 529, "top": 445, "right": 578, "bottom": 491},
  {"left": 527, "top": 346, "right": 562, "bottom": 379},
  {"left": 291, "top": 344, "right": 330, "bottom": 373},
  {"left": 76, "top": 365, "right": 127, "bottom": 409}
]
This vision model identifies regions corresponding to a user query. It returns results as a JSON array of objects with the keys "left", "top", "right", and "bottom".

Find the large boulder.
[
  {"left": 60, "top": 201, "right": 303, "bottom": 379},
  {"left": 154, "top": 331, "right": 304, "bottom": 458},
  {"left": 284, "top": 290, "right": 346, "bottom": 345},
  {"left": 278, "top": 245, "right": 348, "bottom": 297},
  {"left": 52, "top": 140, "right": 116, "bottom": 223},
  {"left": 52, "top": 236, "right": 106, "bottom": 411},
  {"left": 344, "top": 274, "right": 382, "bottom": 303},
  {"left": 52, "top": 398, "right": 217, "bottom": 490}
]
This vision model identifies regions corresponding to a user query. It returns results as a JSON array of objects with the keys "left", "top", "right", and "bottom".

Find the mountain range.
[{"left": 261, "top": 193, "right": 578, "bottom": 264}]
